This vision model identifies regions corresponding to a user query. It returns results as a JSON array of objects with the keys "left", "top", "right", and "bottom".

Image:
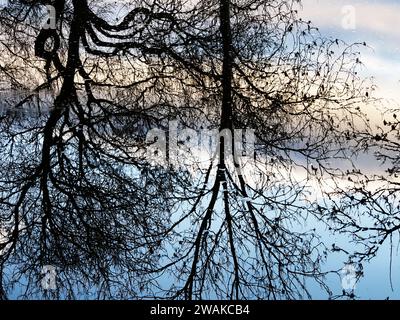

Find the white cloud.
[
  {"left": 299, "top": 0, "right": 400, "bottom": 102},
  {"left": 300, "top": 0, "right": 400, "bottom": 41},
  {"left": 360, "top": 54, "right": 400, "bottom": 101}
]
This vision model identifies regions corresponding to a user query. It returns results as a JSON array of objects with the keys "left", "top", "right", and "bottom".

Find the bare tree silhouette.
[
  {"left": 0, "top": 0, "right": 371, "bottom": 299},
  {"left": 319, "top": 105, "right": 400, "bottom": 274}
]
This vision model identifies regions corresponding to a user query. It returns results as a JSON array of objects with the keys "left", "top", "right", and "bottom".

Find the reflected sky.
[
  {"left": 301, "top": 0, "right": 400, "bottom": 299},
  {"left": 301, "top": 0, "right": 400, "bottom": 102},
  {"left": 1, "top": 0, "right": 400, "bottom": 300}
]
